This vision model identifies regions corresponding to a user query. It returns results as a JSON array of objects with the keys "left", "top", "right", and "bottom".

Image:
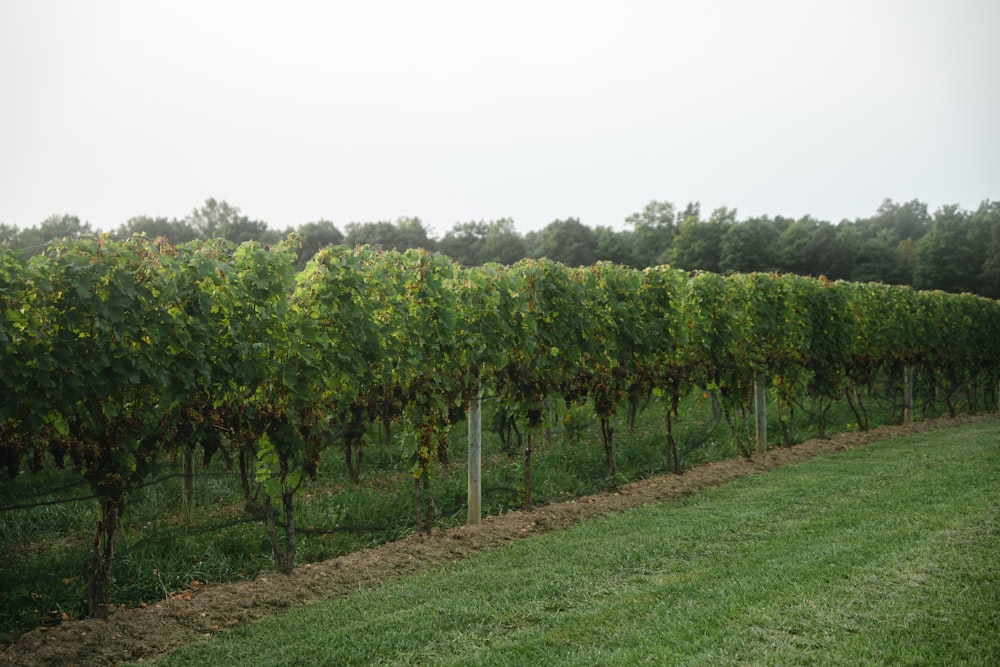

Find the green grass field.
[{"left": 145, "top": 419, "right": 1000, "bottom": 666}]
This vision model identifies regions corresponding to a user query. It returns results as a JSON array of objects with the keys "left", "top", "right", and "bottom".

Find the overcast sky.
[{"left": 1, "top": 0, "right": 998, "bottom": 237}]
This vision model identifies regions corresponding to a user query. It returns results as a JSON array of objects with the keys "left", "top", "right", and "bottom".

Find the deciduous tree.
[
  {"left": 294, "top": 219, "right": 344, "bottom": 269},
  {"left": 669, "top": 207, "right": 732, "bottom": 273},
  {"left": 914, "top": 205, "right": 978, "bottom": 293},
  {"left": 533, "top": 218, "right": 598, "bottom": 267},
  {"left": 625, "top": 200, "right": 676, "bottom": 267},
  {"left": 344, "top": 217, "right": 433, "bottom": 252},
  {"left": 186, "top": 198, "right": 274, "bottom": 243},
  {"left": 116, "top": 216, "right": 197, "bottom": 244},
  {"left": 719, "top": 215, "right": 786, "bottom": 274}
]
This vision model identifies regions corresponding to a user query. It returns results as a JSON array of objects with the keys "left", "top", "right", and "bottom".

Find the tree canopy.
[{"left": 3, "top": 197, "right": 998, "bottom": 297}]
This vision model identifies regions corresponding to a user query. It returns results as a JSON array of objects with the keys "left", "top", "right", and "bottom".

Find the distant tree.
[
  {"left": 186, "top": 198, "right": 275, "bottom": 243},
  {"left": 869, "top": 198, "right": 931, "bottom": 242},
  {"left": 679, "top": 201, "right": 701, "bottom": 224},
  {"left": 344, "top": 220, "right": 396, "bottom": 248},
  {"left": 15, "top": 214, "right": 94, "bottom": 257},
  {"left": 851, "top": 232, "right": 912, "bottom": 285},
  {"left": 719, "top": 214, "right": 786, "bottom": 274},
  {"left": 966, "top": 200, "right": 999, "bottom": 295},
  {"left": 835, "top": 223, "right": 864, "bottom": 276},
  {"left": 438, "top": 220, "right": 490, "bottom": 266},
  {"left": 980, "top": 227, "right": 1000, "bottom": 298},
  {"left": 808, "top": 222, "right": 851, "bottom": 279},
  {"left": 116, "top": 216, "right": 197, "bottom": 244},
  {"left": 898, "top": 237, "right": 918, "bottom": 275},
  {"left": 972, "top": 200, "right": 1000, "bottom": 297},
  {"left": 394, "top": 216, "right": 434, "bottom": 250},
  {"left": 0, "top": 223, "right": 18, "bottom": 247},
  {"left": 480, "top": 218, "right": 526, "bottom": 265},
  {"left": 39, "top": 214, "right": 93, "bottom": 239},
  {"left": 594, "top": 226, "right": 637, "bottom": 266},
  {"left": 294, "top": 219, "right": 344, "bottom": 269},
  {"left": 775, "top": 217, "right": 814, "bottom": 274},
  {"left": 669, "top": 207, "right": 731, "bottom": 273},
  {"left": 344, "top": 216, "right": 433, "bottom": 252},
  {"left": 523, "top": 229, "right": 542, "bottom": 258},
  {"left": 437, "top": 218, "right": 526, "bottom": 266},
  {"left": 534, "top": 218, "right": 599, "bottom": 266},
  {"left": 838, "top": 198, "right": 930, "bottom": 281},
  {"left": 913, "top": 204, "right": 978, "bottom": 293},
  {"left": 776, "top": 217, "right": 850, "bottom": 279},
  {"left": 625, "top": 200, "right": 675, "bottom": 267}
]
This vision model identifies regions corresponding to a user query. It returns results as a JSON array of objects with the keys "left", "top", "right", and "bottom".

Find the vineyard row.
[{"left": 2, "top": 234, "right": 999, "bottom": 617}]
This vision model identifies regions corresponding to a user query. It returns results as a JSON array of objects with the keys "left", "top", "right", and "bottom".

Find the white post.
[{"left": 467, "top": 379, "right": 482, "bottom": 526}]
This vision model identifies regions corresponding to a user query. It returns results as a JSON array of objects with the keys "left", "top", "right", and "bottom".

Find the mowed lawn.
[{"left": 148, "top": 420, "right": 1000, "bottom": 666}]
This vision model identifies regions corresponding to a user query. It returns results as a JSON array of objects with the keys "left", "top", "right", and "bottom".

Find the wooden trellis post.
[{"left": 467, "top": 379, "right": 482, "bottom": 526}]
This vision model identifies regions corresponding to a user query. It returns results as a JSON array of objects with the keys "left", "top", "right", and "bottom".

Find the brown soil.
[{"left": 2, "top": 415, "right": 992, "bottom": 666}]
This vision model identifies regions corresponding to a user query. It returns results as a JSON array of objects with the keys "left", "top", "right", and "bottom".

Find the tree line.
[{"left": 3, "top": 196, "right": 999, "bottom": 297}]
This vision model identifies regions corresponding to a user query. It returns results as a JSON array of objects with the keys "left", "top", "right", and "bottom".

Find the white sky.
[{"left": 1, "top": 0, "right": 998, "bottom": 237}]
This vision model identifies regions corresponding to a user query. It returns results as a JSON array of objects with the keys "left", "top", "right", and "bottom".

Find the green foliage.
[
  {"left": 115, "top": 216, "right": 198, "bottom": 244},
  {"left": 496, "top": 258, "right": 591, "bottom": 427},
  {"left": 13, "top": 235, "right": 200, "bottom": 616},
  {"left": 668, "top": 207, "right": 734, "bottom": 272},
  {"left": 914, "top": 204, "right": 982, "bottom": 293},
  {"left": 0, "top": 247, "right": 41, "bottom": 473},
  {"left": 576, "top": 263, "right": 647, "bottom": 474},
  {"left": 851, "top": 233, "right": 912, "bottom": 284},
  {"left": 532, "top": 218, "right": 599, "bottom": 267},
  {"left": 359, "top": 249, "right": 461, "bottom": 472},
  {"left": 776, "top": 217, "right": 849, "bottom": 279},
  {"left": 292, "top": 219, "right": 344, "bottom": 270},
  {"left": 719, "top": 216, "right": 786, "bottom": 274},
  {"left": 799, "top": 276, "right": 854, "bottom": 401},
  {"left": 5, "top": 195, "right": 999, "bottom": 296},
  {"left": 343, "top": 217, "right": 433, "bottom": 252},
  {"left": 975, "top": 201, "right": 1000, "bottom": 298},
  {"left": 438, "top": 219, "right": 527, "bottom": 267},
  {"left": 625, "top": 199, "right": 676, "bottom": 267},
  {"left": 186, "top": 198, "right": 276, "bottom": 244},
  {"left": 4, "top": 232, "right": 1000, "bottom": 619}
]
